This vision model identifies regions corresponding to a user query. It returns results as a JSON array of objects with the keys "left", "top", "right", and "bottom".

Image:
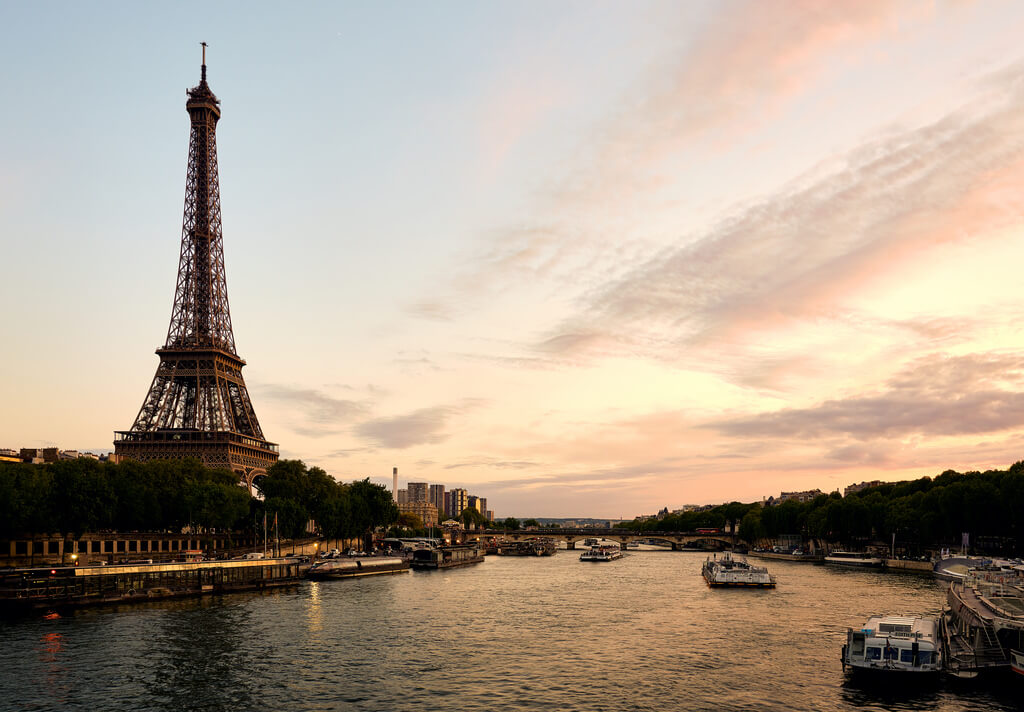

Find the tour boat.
[
  {"left": 306, "top": 556, "right": 408, "bottom": 580},
  {"left": 841, "top": 615, "right": 941, "bottom": 675},
  {"left": 579, "top": 545, "right": 623, "bottom": 562},
  {"left": 701, "top": 552, "right": 775, "bottom": 588},
  {"left": 824, "top": 551, "right": 884, "bottom": 568}
]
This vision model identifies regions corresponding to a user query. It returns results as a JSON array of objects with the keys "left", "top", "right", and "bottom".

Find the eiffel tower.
[{"left": 115, "top": 46, "right": 278, "bottom": 491}]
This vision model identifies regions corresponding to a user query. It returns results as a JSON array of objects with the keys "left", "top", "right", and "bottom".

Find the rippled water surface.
[{"left": 1, "top": 550, "right": 1019, "bottom": 711}]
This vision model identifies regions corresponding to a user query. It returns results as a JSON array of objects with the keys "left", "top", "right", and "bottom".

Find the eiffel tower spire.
[{"left": 115, "top": 49, "right": 278, "bottom": 491}]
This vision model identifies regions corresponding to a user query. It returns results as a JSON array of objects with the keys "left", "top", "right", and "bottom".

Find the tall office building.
[
  {"left": 397, "top": 489, "right": 409, "bottom": 505},
  {"left": 429, "top": 484, "right": 445, "bottom": 515},
  {"left": 408, "top": 482, "right": 429, "bottom": 503},
  {"left": 450, "top": 488, "right": 468, "bottom": 517}
]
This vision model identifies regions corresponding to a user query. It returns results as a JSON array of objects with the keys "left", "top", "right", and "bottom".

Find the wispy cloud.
[
  {"left": 354, "top": 399, "right": 485, "bottom": 449},
  {"left": 710, "top": 353, "right": 1024, "bottom": 440},
  {"left": 541, "top": 65, "right": 1024, "bottom": 364},
  {"left": 255, "top": 383, "right": 370, "bottom": 438}
]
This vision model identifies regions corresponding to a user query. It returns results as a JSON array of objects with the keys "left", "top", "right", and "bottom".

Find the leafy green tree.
[
  {"left": 501, "top": 516, "right": 520, "bottom": 530},
  {"left": 522, "top": 518, "right": 540, "bottom": 528}
]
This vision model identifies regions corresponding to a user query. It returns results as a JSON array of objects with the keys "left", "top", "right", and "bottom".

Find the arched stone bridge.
[{"left": 461, "top": 528, "right": 742, "bottom": 551}]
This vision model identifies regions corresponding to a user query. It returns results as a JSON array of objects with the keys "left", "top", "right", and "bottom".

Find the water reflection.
[{"left": 144, "top": 601, "right": 257, "bottom": 712}]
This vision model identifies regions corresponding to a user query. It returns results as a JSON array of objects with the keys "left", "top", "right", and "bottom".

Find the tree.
[
  {"left": 522, "top": 518, "right": 540, "bottom": 528},
  {"left": 501, "top": 516, "right": 520, "bottom": 531},
  {"left": 460, "top": 507, "right": 488, "bottom": 528}
]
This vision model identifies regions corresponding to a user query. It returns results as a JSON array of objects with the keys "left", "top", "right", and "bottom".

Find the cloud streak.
[
  {"left": 710, "top": 353, "right": 1024, "bottom": 440},
  {"left": 541, "top": 65, "right": 1024, "bottom": 363}
]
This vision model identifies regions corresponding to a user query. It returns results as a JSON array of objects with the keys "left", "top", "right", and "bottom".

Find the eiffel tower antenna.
[{"left": 115, "top": 55, "right": 278, "bottom": 492}]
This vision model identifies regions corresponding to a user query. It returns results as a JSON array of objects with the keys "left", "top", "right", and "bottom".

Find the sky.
[{"left": 4, "top": 1, "right": 1024, "bottom": 517}]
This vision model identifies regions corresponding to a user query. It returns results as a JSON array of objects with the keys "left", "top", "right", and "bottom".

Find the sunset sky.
[{"left": 4, "top": 2, "right": 1024, "bottom": 517}]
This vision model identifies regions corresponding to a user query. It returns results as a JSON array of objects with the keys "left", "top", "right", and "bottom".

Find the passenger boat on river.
[
  {"left": 579, "top": 545, "right": 622, "bottom": 562},
  {"left": 410, "top": 544, "right": 484, "bottom": 570},
  {"left": 306, "top": 556, "right": 408, "bottom": 580},
  {"left": 824, "top": 551, "right": 884, "bottom": 568},
  {"left": 702, "top": 552, "right": 775, "bottom": 588},
  {"left": 0, "top": 557, "right": 303, "bottom": 613},
  {"left": 841, "top": 615, "right": 942, "bottom": 676}
]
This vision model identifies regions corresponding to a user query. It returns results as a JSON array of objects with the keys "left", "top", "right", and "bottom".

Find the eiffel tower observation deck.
[{"left": 115, "top": 46, "right": 278, "bottom": 491}]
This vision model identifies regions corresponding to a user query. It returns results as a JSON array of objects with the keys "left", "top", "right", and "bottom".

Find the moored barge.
[
  {"left": 0, "top": 557, "right": 302, "bottom": 613},
  {"left": 410, "top": 544, "right": 484, "bottom": 570},
  {"left": 496, "top": 538, "right": 557, "bottom": 556},
  {"left": 306, "top": 556, "right": 409, "bottom": 579},
  {"left": 943, "top": 569, "right": 1024, "bottom": 678}
]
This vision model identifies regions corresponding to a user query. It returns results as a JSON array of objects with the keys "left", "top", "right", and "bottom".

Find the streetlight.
[
  {"left": 312, "top": 542, "right": 319, "bottom": 561},
  {"left": 70, "top": 554, "right": 78, "bottom": 567}
]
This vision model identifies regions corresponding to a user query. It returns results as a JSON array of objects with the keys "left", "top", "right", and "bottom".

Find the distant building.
[
  {"left": 778, "top": 489, "right": 823, "bottom": 504},
  {"left": 844, "top": 481, "right": 883, "bottom": 496},
  {"left": 429, "top": 484, "right": 445, "bottom": 514},
  {"left": 450, "top": 488, "right": 468, "bottom": 516},
  {"left": 397, "top": 489, "right": 409, "bottom": 505},
  {"left": 407, "top": 482, "right": 428, "bottom": 503},
  {"left": 398, "top": 501, "right": 438, "bottom": 527}
]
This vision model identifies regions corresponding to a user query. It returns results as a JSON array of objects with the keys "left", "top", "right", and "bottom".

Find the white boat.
[
  {"left": 824, "top": 551, "right": 884, "bottom": 568},
  {"left": 701, "top": 552, "right": 775, "bottom": 588},
  {"left": 626, "top": 541, "right": 640, "bottom": 549},
  {"left": 1012, "top": 650, "right": 1024, "bottom": 678},
  {"left": 580, "top": 545, "right": 623, "bottom": 562},
  {"left": 842, "top": 615, "right": 941, "bottom": 675}
]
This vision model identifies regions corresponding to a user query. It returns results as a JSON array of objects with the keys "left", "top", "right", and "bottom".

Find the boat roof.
[{"left": 860, "top": 615, "right": 937, "bottom": 639}]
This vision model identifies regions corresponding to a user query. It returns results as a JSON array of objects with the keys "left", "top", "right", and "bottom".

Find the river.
[{"left": 0, "top": 548, "right": 1018, "bottom": 711}]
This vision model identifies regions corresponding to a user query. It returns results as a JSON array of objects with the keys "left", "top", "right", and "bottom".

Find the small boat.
[
  {"left": 579, "top": 545, "right": 623, "bottom": 562},
  {"left": 410, "top": 544, "right": 484, "bottom": 570},
  {"left": 842, "top": 615, "right": 942, "bottom": 675},
  {"left": 824, "top": 551, "right": 884, "bottom": 568},
  {"left": 1012, "top": 650, "right": 1024, "bottom": 678},
  {"left": 702, "top": 552, "right": 775, "bottom": 588},
  {"left": 306, "top": 556, "right": 408, "bottom": 579},
  {"left": 626, "top": 541, "right": 640, "bottom": 550}
]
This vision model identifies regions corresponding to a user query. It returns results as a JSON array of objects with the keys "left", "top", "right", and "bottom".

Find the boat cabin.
[{"left": 843, "top": 615, "right": 940, "bottom": 674}]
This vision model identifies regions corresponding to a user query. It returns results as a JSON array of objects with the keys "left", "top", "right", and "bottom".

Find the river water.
[{"left": 1, "top": 548, "right": 1019, "bottom": 711}]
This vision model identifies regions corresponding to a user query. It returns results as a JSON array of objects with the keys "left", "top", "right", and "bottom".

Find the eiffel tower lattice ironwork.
[{"left": 115, "top": 48, "right": 278, "bottom": 490}]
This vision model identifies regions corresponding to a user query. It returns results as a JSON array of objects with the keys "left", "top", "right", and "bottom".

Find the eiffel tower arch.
[{"left": 115, "top": 48, "right": 278, "bottom": 491}]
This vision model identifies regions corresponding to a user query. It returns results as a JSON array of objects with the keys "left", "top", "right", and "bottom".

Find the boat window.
[
  {"left": 918, "top": 651, "right": 932, "bottom": 665},
  {"left": 884, "top": 646, "right": 898, "bottom": 661},
  {"left": 866, "top": 647, "right": 881, "bottom": 660},
  {"left": 900, "top": 649, "right": 914, "bottom": 663}
]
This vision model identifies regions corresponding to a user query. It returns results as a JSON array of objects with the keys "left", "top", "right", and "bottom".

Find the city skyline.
[{"left": 5, "top": 2, "right": 1024, "bottom": 516}]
